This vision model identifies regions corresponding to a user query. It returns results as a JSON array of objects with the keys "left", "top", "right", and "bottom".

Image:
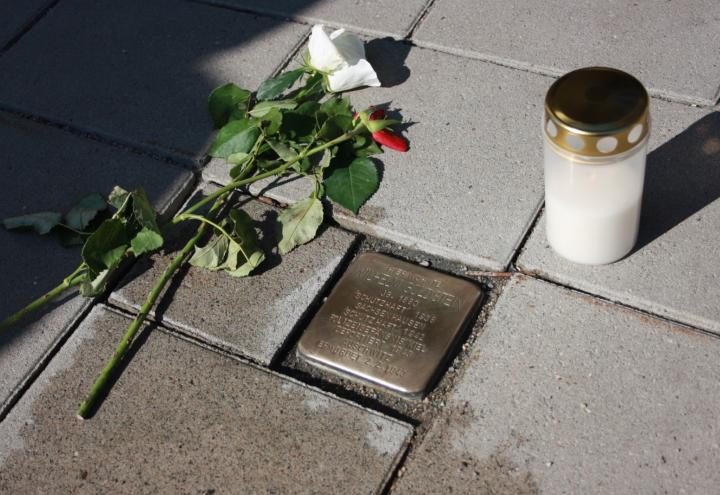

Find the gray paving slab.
[
  {"left": 518, "top": 104, "right": 720, "bottom": 334},
  {"left": 394, "top": 275, "right": 720, "bottom": 494},
  {"left": 110, "top": 189, "right": 356, "bottom": 364},
  {"left": 0, "top": 0, "right": 308, "bottom": 165},
  {"left": 0, "top": 305, "right": 412, "bottom": 493},
  {"left": 0, "top": 112, "right": 193, "bottom": 417},
  {"left": 414, "top": 0, "right": 720, "bottom": 106},
  {"left": 204, "top": 39, "right": 549, "bottom": 271},
  {"left": 199, "top": 0, "right": 428, "bottom": 38},
  {"left": 0, "top": 0, "right": 51, "bottom": 48}
]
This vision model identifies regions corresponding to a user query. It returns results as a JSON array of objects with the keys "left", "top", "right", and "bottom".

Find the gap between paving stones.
[
  {"left": 186, "top": 0, "right": 423, "bottom": 39},
  {"left": 0, "top": 3, "right": 310, "bottom": 169},
  {"left": 187, "top": 0, "right": 717, "bottom": 109},
  {"left": 0, "top": 106, "right": 208, "bottom": 172},
  {"left": 403, "top": 0, "right": 439, "bottom": 39},
  {"left": 408, "top": 39, "right": 718, "bottom": 108},
  {"left": 519, "top": 271, "right": 720, "bottom": 343},
  {"left": 0, "top": 0, "right": 58, "bottom": 54}
]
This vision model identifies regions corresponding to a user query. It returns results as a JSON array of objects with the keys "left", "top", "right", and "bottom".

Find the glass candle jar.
[{"left": 543, "top": 67, "right": 650, "bottom": 265}]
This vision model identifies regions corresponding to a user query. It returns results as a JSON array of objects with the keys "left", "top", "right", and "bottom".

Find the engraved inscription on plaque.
[{"left": 297, "top": 252, "right": 483, "bottom": 398}]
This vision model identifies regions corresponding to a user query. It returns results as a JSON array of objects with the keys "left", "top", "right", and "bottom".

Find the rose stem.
[
  {"left": 0, "top": 264, "right": 86, "bottom": 332},
  {"left": 76, "top": 129, "right": 360, "bottom": 418}
]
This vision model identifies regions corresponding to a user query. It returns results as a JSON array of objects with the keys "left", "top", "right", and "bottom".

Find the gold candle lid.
[{"left": 544, "top": 67, "right": 650, "bottom": 157}]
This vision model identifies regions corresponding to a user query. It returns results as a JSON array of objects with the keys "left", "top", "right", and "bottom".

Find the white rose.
[{"left": 307, "top": 24, "right": 381, "bottom": 92}]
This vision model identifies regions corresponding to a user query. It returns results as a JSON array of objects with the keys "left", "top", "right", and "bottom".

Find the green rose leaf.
[
  {"left": 318, "top": 114, "right": 353, "bottom": 141},
  {"left": 210, "top": 119, "right": 261, "bottom": 159},
  {"left": 79, "top": 268, "right": 112, "bottom": 297},
  {"left": 189, "top": 234, "right": 229, "bottom": 270},
  {"left": 81, "top": 218, "right": 129, "bottom": 273},
  {"left": 324, "top": 157, "right": 379, "bottom": 214},
  {"left": 2, "top": 212, "right": 62, "bottom": 235},
  {"left": 108, "top": 186, "right": 131, "bottom": 211},
  {"left": 320, "top": 96, "right": 352, "bottom": 118},
  {"left": 318, "top": 149, "right": 333, "bottom": 171},
  {"left": 261, "top": 108, "right": 283, "bottom": 136},
  {"left": 130, "top": 227, "right": 164, "bottom": 256},
  {"left": 209, "top": 83, "right": 251, "bottom": 128},
  {"left": 268, "top": 139, "right": 299, "bottom": 162},
  {"left": 256, "top": 69, "right": 304, "bottom": 101},
  {"left": 248, "top": 99, "right": 297, "bottom": 118},
  {"left": 220, "top": 209, "right": 265, "bottom": 277},
  {"left": 278, "top": 197, "right": 323, "bottom": 254},
  {"left": 65, "top": 193, "right": 107, "bottom": 231},
  {"left": 280, "top": 111, "right": 316, "bottom": 142},
  {"left": 130, "top": 188, "right": 161, "bottom": 233}
]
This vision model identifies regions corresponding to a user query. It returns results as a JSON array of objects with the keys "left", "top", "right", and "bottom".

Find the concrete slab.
[
  {"left": 414, "top": 0, "right": 720, "bottom": 106},
  {"left": 0, "top": 0, "right": 51, "bottom": 48},
  {"left": 204, "top": 39, "right": 550, "bottom": 271},
  {"left": 110, "top": 190, "right": 356, "bottom": 365},
  {"left": 0, "top": 111, "right": 193, "bottom": 417},
  {"left": 394, "top": 275, "right": 720, "bottom": 494},
  {"left": 0, "top": 0, "right": 308, "bottom": 165},
  {"left": 0, "top": 305, "right": 412, "bottom": 493},
  {"left": 518, "top": 104, "right": 720, "bottom": 334},
  {"left": 199, "top": 0, "right": 428, "bottom": 38}
]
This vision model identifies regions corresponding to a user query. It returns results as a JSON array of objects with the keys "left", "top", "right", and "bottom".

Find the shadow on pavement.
[{"left": 634, "top": 111, "right": 720, "bottom": 252}]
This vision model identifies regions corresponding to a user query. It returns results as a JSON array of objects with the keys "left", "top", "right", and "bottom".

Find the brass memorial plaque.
[{"left": 297, "top": 252, "right": 483, "bottom": 398}]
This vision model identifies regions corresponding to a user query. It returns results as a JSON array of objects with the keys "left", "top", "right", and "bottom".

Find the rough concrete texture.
[
  {"left": 0, "top": 0, "right": 308, "bottom": 165},
  {"left": 111, "top": 191, "right": 356, "bottom": 365},
  {"left": 414, "top": 0, "right": 720, "bottom": 106},
  {"left": 199, "top": 0, "right": 429, "bottom": 38},
  {"left": 204, "top": 39, "right": 550, "bottom": 271},
  {"left": 0, "top": 0, "right": 51, "bottom": 47},
  {"left": 394, "top": 275, "right": 720, "bottom": 494},
  {"left": 0, "top": 111, "right": 193, "bottom": 416},
  {"left": 518, "top": 104, "right": 720, "bottom": 334},
  {"left": 0, "top": 306, "right": 412, "bottom": 494}
]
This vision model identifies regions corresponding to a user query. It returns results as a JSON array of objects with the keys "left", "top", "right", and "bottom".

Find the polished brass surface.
[
  {"left": 297, "top": 252, "right": 483, "bottom": 398},
  {"left": 544, "top": 66, "right": 650, "bottom": 158}
]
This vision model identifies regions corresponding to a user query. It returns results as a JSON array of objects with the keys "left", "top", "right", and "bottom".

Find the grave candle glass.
[{"left": 543, "top": 67, "right": 650, "bottom": 265}]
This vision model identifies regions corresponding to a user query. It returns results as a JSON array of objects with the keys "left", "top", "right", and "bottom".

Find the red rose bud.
[
  {"left": 357, "top": 107, "right": 408, "bottom": 152},
  {"left": 371, "top": 129, "right": 409, "bottom": 152},
  {"left": 369, "top": 109, "right": 385, "bottom": 120}
]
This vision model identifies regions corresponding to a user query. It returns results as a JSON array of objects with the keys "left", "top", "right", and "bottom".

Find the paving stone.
[
  {"left": 0, "top": 0, "right": 308, "bottom": 165},
  {"left": 110, "top": 188, "right": 356, "bottom": 364},
  {"left": 518, "top": 104, "right": 720, "bottom": 334},
  {"left": 414, "top": 0, "right": 720, "bottom": 105},
  {"left": 394, "top": 275, "right": 720, "bottom": 494},
  {"left": 0, "top": 305, "right": 412, "bottom": 493},
  {"left": 200, "top": 0, "right": 428, "bottom": 38},
  {"left": 0, "top": 112, "right": 193, "bottom": 417},
  {"left": 0, "top": 0, "right": 51, "bottom": 47},
  {"left": 204, "top": 39, "right": 549, "bottom": 271}
]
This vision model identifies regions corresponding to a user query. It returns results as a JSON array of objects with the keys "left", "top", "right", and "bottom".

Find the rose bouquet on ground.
[{"left": 0, "top": 25, "right": 408, "bottom": 418}]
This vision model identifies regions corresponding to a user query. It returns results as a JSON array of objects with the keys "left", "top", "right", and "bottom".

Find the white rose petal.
[
  {"left": 307, "top": 24, "right": 381, "bottom": 92},
  {"left": 327, "top": 59, "right": 381, "bottom": 92},
  {"left": 329, "top": 28, "right": 365, "bottom": 65},
  {"left": 308, "top": 24, "right": 345, "bottom": 72}
]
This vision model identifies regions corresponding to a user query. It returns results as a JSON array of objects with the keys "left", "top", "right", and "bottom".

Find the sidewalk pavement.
[{"left": 0, "top": 0, "right": 719, "bottom": 493}]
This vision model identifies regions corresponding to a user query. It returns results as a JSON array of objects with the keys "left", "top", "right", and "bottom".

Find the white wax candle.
[{"left": 543, "top": 139, "right": 648, "bottom": 265}]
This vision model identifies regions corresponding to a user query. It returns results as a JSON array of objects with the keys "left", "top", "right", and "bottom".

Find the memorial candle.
[{"left": 543, "top": 67, "right": 650, "bottom": 265}]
